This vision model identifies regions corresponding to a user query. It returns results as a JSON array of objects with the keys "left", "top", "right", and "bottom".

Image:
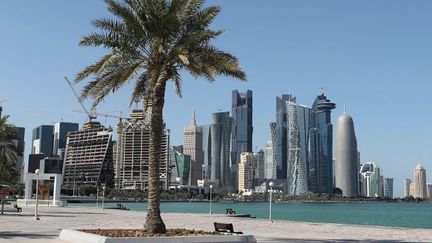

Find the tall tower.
[
  {"left": 404, "top": 179, "right": 411, "bottom": 197},
  {"left": 210, "top": 112, "right": 232, "bottom": 188},
  {"left": 183, "top": 109, "right": 204, "bottom": 186},
  {"left": 413, "top": 164, "right": 427, "bottom": 198},
  {"left": 308, "top": 91, "right": 336, "bottom": 194},
  {"left": 231, "top": 90, "right": 253, "bottom": 166},
  {"left": 335, "top": 110, "right": 358, "bottom": 197}
]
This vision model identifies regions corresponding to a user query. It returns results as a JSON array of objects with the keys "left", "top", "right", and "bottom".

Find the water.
[{"left": 69, "top": 201, "right": 432, "bottom": 229}]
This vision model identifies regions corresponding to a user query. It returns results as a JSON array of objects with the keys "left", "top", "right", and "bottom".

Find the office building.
[
  {"left": 169, "top": 147, "right": 191, "bottom": 186},
  {"left": 115, "top": 109, "right": 170, "bottom": 190},
  {"left": 308, "top": 91, "right": 336, "bottom": 194},
  {"left": 63, "top": 122, "right": 114, "bottom": 188},
  {"left": 32, "top": 125, "right": 54, "bottom": 156},
  {"left": 200, "top": 125, "right": 211, "bottom": 180},
  {"left": 238, "top": 152, "right": 257, "bottom": 192},
  {"left": 264, "top": 141, "right": 275, "bottom": 179},
  {"left": 183, "top": 109, "right": 203, "bottom": 186},
  {"left": 427, "top": 183, "right": 432, "bottom": 198},
  {"left": 413, "top": 164, "right": 427, "bottom": 198},
  {"left": 383, "top": 177, "right": 393, "bottom": 198},
  {"left": 404, "top": 179, "right": 411, "bottom": 198},
  {"left": 210, "top": 112, "right": 232, "bottom": 188},
  {"left": 231, "top": 90, "right": 253, "bottom": 173},
  {"left": 255, "top": 150, "right": 265, "bottom": 180},
  {"left": 335, "top": 110, "right": 358, "bottom": 197},
  {"left": 52, "top": 122, "right": 79, "bottom": 158}
]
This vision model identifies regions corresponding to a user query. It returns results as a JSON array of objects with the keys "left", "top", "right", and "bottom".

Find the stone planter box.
[{"left": 59, "top": 229, "right": 257, "bottom": 243}]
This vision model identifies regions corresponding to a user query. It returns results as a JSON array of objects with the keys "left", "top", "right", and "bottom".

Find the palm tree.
[
  {"left": 0, "top": 115, "right": 18, "bottom": 185},
  {"left": 76, "top": 0, "right": 246, "bottom": 233}
]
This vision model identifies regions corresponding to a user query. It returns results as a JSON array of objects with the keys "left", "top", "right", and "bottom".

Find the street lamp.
[
  {"left": 269, "top": 181, "right": 274, "bottom": 222},
  {"left": 102, "top": 186, "right": 105, "bottom": 210},
  {"left": 96, "top": 187, "right": 99, "bottom": 208},
  {"left": 209, "top": 184, "right": 213, "bottom": 215},
  {"left": 35, "top": 169, "right": 40, "bottom": 220}
]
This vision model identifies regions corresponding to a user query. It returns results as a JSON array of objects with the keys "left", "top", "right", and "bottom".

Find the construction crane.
[
  {"left": 64, "top": 77, "right": 99, "bottom": 129},
  {"left": 72, "top": 110, "right": 127, "bottom": 123}
]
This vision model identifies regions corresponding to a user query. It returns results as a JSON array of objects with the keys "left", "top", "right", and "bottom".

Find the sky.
[{"left": 1, "top": 0, "right": 432, "bottom": 197}]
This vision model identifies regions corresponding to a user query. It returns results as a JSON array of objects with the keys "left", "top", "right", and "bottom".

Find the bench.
[
  {"left": 13, "top": 204, "right": 22, "bottom": 212},
  {"left": 225, "top": 208, "right": 236, "bottom": 215},
  {"left": 213, "top": 222, "right": 243, "bottom": 234}
]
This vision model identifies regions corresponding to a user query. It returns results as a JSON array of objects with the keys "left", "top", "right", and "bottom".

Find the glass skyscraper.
[
  {"left": 210, "top": 112, "right": 232, "bottom": 188},
  {"left": 231, "top": 90, "right": 253, "bottom": 165},
  {"left": 308, "top": 92, "right": 335, "bottom": 194}
]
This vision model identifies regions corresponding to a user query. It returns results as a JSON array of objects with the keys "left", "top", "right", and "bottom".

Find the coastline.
[{"left": 1, "top": 206, "right": 432, "bottom": 242}]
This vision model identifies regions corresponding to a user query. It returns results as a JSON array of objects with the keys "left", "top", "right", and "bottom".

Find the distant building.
[
  {"left": 413, "top": 164, "right": 427, "bottom": 198},
  {"left": 169, "top": 147, "right": 191, "bottom": 186},
  {"left": 52, "top": 122, "right": 79, "bottom": 158},
  {"left": 335, "top": 110, "right": 359, "bottom": 197},
  {"left": 200, "top": 125, "right": 211, "bottom": 180},
  {"left": 115, "top": 109, "right": 170, "bottom": 190},
  {"left": 32, "top": 125, "right": 54, "bottom": 156},
  {"left": 383, "top": 177, "right": 393, "bottom": 198},
  {"left": 183, "top": 109, "right": 203, "bottom": 186},
  {"left": 11, "top": 127, "right": 25, "bottom": 181},
  {"left": 308, "top": 91, "right": 336, "bottom": 194},
  {"left": 427, "top": 183, "right": 432, "bottom": 198},
  {"left": 255, "top": 150, "right": 265, "bottom": 180},
  {"left": 210, "top": 112, "right": 232, "bottom": 189},
  {"left": 238, "top": 152, "right": 257, "bottom": 192},
  {"left": 231, "top": 90, "right": 253, "bottom": 187},
  {"left": 264, "top": 141, "right": 275, "bottom": 179},
  {"left": 404, "top": 179, "right": 411, "bottom": 197},
  {"left": 359, "top": 162, "right": 382, "bottom": 197},
  {"left": 63, "top": 122, "right": 114, "bottom": 188}
]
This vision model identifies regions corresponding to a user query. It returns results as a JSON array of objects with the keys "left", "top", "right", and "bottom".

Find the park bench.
[
  {"left": 213, "top": 222, "right": 243, "bottom": 234},
  {"left": 225, "top": 208, "right": 236, "bottom": 215},
  {"left": 13, "top": 204, "right": 22, "bottom": 212}
]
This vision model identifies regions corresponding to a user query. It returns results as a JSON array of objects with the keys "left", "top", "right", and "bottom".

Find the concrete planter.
[{"left": 59, "top": 229, "right": 257, "bottom": 243}]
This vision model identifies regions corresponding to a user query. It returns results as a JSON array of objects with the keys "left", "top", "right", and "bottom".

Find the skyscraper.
[
  {"left": 286, "top": 100, "right": 310, "bottom": 195},
  {"left": 63, "top": 122, "right": 114, "bottom": 188},
  {"left": 200, "top": 125, "right": 211, "bottom": 180},
  {"left": 169, "top": 147, "right": 191, "bottom": 186},
  {"left": 11, "top": 127, "right": 25, "bottom": 181},
  {"left": 308, "top": 91, "right": 336, "bottom": 194},
  {"left": 413, "top": 164, "right": 427, "bottom": 198},
  {"left": 335, "top": 110, "right": 358, "bottom": 197},
  {"left": 238, "top": 152, "right": 257, "bottom": 192},
  {"left": 210, "top": 112, "right": 232, "bottom": 188},
  {"left": 115, "top": 109, "right": 170, "bottom": 190},
  {"left": 264, "top": 141, "right": 275, "bottom": 179},
  {"left": 404, "top": 179, "right": 411, "bottom": 197},
  {"left": 32, "top": 125, "right": 54, "bottom": 156},
  {"left": 255, "top": 150, "right": 265, "bottom": 180},
  {"left": 231, "top": 90, "right": 253, "bottom": 167},
  {"left": 427, "top": 183, "right": 432, "bottom": 198},
  {"left": 383, "top": 177, "right": 393, "bottom": 198},
  {"left": 183, "top": 109, "right": 203, "bottom": 186},
  {"left": 52, "top": 122, "right": 79, "bottom": 158}
]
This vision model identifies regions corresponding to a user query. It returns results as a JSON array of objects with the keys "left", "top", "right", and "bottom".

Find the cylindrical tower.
[{"left": 335, "top": 112, "right": 358, "bottom": 197}]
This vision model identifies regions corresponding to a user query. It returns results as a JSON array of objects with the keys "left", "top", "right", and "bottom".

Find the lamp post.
[
  {"left": 96, "top": 187, "right": 99, "bottom": 208},
  {"left": 35, "top": 169, "right": 40, "bottom": 220},
  {"left": 209, "top": 184, "right": 213, "bottom": 215},
  {"left": 102, "top": 186, "right": 105, "bottom": 210},
  {"left": 269, "top": 181, "right": 274, "bottom": 222}
]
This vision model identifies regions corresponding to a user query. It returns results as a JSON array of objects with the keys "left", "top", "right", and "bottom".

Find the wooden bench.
[
  {"left": 225, "top": 208, "right": 236, "bottom": 215},
  {"left": 214, "top": 222, "right": 243, "bottom": 234},
  {"left": 13, "top": 204, "right": 22, "bottom": 212}
]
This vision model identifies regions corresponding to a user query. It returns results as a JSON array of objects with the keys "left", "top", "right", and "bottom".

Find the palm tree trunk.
[{"left": 144, "top": 81, "right": 167, "bottom": 233}]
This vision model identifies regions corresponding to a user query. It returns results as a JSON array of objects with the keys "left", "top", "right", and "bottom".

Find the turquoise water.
[{"left": 69, "top": 201, "right": 432, "bottom": 229}]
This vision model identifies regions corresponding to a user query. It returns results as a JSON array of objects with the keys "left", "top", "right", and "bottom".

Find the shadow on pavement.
[
  {"left": 0, "top": 231, "right": 58, "bottom": 239},
  {"left": 258, "top": 237, "right": 405, "bottom": 243}
]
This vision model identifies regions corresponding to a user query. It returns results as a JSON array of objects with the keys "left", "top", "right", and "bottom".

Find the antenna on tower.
[{"left": 344, "top": 103, "right": 347, "bottom": 114}]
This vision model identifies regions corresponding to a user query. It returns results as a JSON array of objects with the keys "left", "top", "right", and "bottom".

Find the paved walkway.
[{"left": 1, "top": 206, "right": 432, "bottom": 242}]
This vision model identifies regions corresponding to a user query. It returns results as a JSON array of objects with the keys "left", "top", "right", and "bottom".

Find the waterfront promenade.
[{"left": 1, "top": 206, "right": 432, "bottom": 242}]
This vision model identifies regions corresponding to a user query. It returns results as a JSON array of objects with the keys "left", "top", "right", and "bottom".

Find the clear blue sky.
[{"left": 1, "top": 1, "right": 431, "bottom": 197}]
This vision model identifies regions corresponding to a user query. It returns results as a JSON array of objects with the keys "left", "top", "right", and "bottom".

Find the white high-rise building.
[
  {"left": 413, "top": 164, "right": 427, "bottom": 198},
  {"left": 238, "top": 152, "right": 257, "bottom": 192},
  {"left": 264, "top": 141, "right": 275, "bottom": 179}
]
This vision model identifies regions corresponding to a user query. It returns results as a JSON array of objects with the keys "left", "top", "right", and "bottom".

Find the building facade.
[
  {"left": 413, "top": 164, "right": 427, "bottom": 198},
  {"left": 238, "top": 152, "right": 257, "bottom": 192},
  {"left": 308, "top": 92, "right": 335, "bottom": 194},
  {"left": 200, "top": 125, "right": 212, "bottom": 180},
  {"left": 53, "top": 122, "right": 79, "bottom": 158},
  {"left": 335, "top": 111, "right": 359, "bottom": 197},
  {"left": 404, "top": 179, "right": 411, "bottom": 198},
  {"left": 32, "top": 125, "right": 54, "bottom": 156},
  {"left": 210, "top": 112, "right": 232, "bottom": 188},
  {"left": 231, "top": 90, "right": 253, "bottom": 179},
  {"left": 264, "top": 140, "right": 275, "bottom": 179},
  {"left": 183, "top": 110, "right": 203, "bottom": 186},
  {"left": 383, "top": 177, "right": 393, "bottom": 198},
  {"left": 63, "top": 122, "right": 114, "bottom": 188},
  {"left": 115, "top": 109, "right": 170, "bottom": 190}
]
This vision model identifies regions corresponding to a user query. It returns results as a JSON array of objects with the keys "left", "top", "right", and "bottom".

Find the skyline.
[{"left": 2, "top": 1, "right": 432, "bottom": 197}]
